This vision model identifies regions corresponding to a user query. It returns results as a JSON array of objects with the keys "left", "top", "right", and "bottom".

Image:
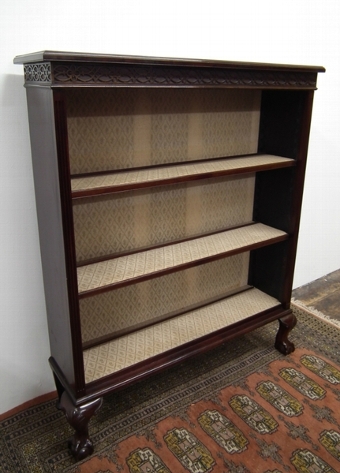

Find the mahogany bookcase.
[{"left": 14, "top": 51, "right": 324, "bottom": 460}]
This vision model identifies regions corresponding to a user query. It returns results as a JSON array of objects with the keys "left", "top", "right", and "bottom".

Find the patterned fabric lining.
[
  {"left": 69, "top": 89, "right": 283, "bottom": 385},
  {"left": 73, "top": 175, "right": 255, "bottom": 262},
  {"left": 79, "top": 253, "right": 250, "bottom": 343},
  {"left": 83, "top": 288, "right": 279, "bottom": 383},
  {"left": 66, "top": 88, "right": 261, "bottom": 174},
  {"left": 77, "top": 223, "right": 286, "bottom": 294}
]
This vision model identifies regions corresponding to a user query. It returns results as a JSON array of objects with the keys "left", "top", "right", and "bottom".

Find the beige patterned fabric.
[
  {"left": 73, "top": 175, "right": 255, "bottom": 262},
  {"left": 71, "top": 155, "right": 292, "bottom": 193},
  {"left": 69, "top": 87, "right": 284, "bottom": 384},
  {"left": 66, "top": 88, "right": 261, "bottom": 174},
  {"left": 77, "top": 223, "right": 286, "bottom": 295},
  {"left": 80, "top": 253, "right": 249, "bottom": 343},
  {"left": 83, "top": 288, "right": 279, "bottom": 383}
]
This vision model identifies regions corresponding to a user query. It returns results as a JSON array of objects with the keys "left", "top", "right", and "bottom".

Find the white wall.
[{"left": 1, "top": 0, "right": 339, "bottom": 414}]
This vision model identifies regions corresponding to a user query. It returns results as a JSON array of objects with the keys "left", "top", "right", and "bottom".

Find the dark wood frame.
[{"left": 15, "top": 51, "right": 324, "bottom": 460}]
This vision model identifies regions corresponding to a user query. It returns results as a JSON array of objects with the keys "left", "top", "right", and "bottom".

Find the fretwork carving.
[
  {"left": 24, "top": 62, "right": 51, "bottom": 84},
  {"left": 23, "top": 62, "right": 317, "bottom": 89}
]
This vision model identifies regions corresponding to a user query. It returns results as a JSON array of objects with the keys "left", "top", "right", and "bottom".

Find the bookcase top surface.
[{"left": 13, "top": 50, "right": 325, "bottom": 73}]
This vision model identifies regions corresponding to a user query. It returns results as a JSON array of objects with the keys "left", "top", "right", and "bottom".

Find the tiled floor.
[{"left": 292, "top": 269, "right": 340, "bottom": 321}]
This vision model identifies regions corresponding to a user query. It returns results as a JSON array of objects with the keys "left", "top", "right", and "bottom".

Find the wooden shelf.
[
  {"left": 83, "top": 287, "right": 280, "bottom": 383},
  {"left": 77, "top": 222, "right": 288, "bottom": 298},
  {"left": 71, "top": 154, "right": 294, "bottom": 198}
]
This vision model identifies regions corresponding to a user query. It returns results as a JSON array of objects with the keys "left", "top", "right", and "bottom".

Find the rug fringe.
[{"left": 291, "top": 298, "right": 340, "bottom": 329}]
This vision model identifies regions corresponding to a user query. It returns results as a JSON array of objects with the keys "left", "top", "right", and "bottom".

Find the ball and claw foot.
[
  {"left": 275, "top": 312, "right": 297, "bottom": 355},
  {"left": 68, "top": 435, "right": 94, "bottom": 461},
  {"left": 58, "top": 391, "right": 103, "bottom": 461}
]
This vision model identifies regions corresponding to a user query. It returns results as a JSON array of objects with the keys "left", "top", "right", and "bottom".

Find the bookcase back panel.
[
  {"left": 79, "top": 252, "right": 249, "bottom": 343},
  {"left": 66, "top": 88, "right": 261, "bottom": 174},
  {"left": 73, "top": 175, "right": 255, "bottom": 262}
]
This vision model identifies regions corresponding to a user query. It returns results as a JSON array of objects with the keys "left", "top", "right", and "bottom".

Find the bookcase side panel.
[
  {"left": 26, "top": 87, "right": 76, "bottom": 387},
  {"left": 251, "top": 90, "right": 315, "bottom": 304}
]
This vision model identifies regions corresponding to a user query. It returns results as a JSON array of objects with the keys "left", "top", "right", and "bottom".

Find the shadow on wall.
[{"left": 0, "top": 72, "right": 55, "bottom": 415}]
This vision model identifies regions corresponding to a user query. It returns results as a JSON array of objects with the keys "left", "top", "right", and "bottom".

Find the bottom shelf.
[{"left": 83, "top": 287, "right": 280, "bottom": 384}]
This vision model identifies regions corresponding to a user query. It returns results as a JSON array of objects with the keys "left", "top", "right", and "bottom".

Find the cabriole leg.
[
  {"left": 275, "top": 312, "right": 297, "bottom": 355},
  {"left": 58, "top": 391, "right": 103, "bottom": 461}
]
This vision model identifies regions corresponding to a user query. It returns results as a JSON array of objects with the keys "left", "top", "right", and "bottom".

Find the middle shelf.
[
  {"left": 71, "top": 154, "right": 295, "bottom": 198},
  {"left": 77, "top": 222, "right": 288, "bottom": 298}
]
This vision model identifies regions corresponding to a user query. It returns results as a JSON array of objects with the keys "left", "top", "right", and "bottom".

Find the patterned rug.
[{"left": 1, "top": 304, "right": 340, "bottom": 473}]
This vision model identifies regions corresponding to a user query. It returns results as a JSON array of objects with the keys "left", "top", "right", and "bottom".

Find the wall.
[{"left": 1, "top": 0, "right": 339, "bottom": 414}]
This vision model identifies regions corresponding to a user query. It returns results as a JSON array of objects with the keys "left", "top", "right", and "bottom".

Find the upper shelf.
[
  {"left": 71, "top": 154, "right": 295, "bottom": 198},
  {"left": 77, "top": 222, "right": 288, "bottom": 298}
]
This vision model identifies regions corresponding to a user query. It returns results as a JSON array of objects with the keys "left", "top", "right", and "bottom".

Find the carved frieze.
[{"left": 23, "top": 61, "right": 318, "bottom": 89}]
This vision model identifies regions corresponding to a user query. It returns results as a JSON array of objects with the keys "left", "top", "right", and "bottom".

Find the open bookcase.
[{"left": 14, "top": 51, "right": 324, "bottom": 459}]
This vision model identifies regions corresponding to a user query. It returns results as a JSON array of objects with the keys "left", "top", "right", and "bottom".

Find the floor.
[{"left": 292, "top": 269, "right": 340, "bottom": 321}]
